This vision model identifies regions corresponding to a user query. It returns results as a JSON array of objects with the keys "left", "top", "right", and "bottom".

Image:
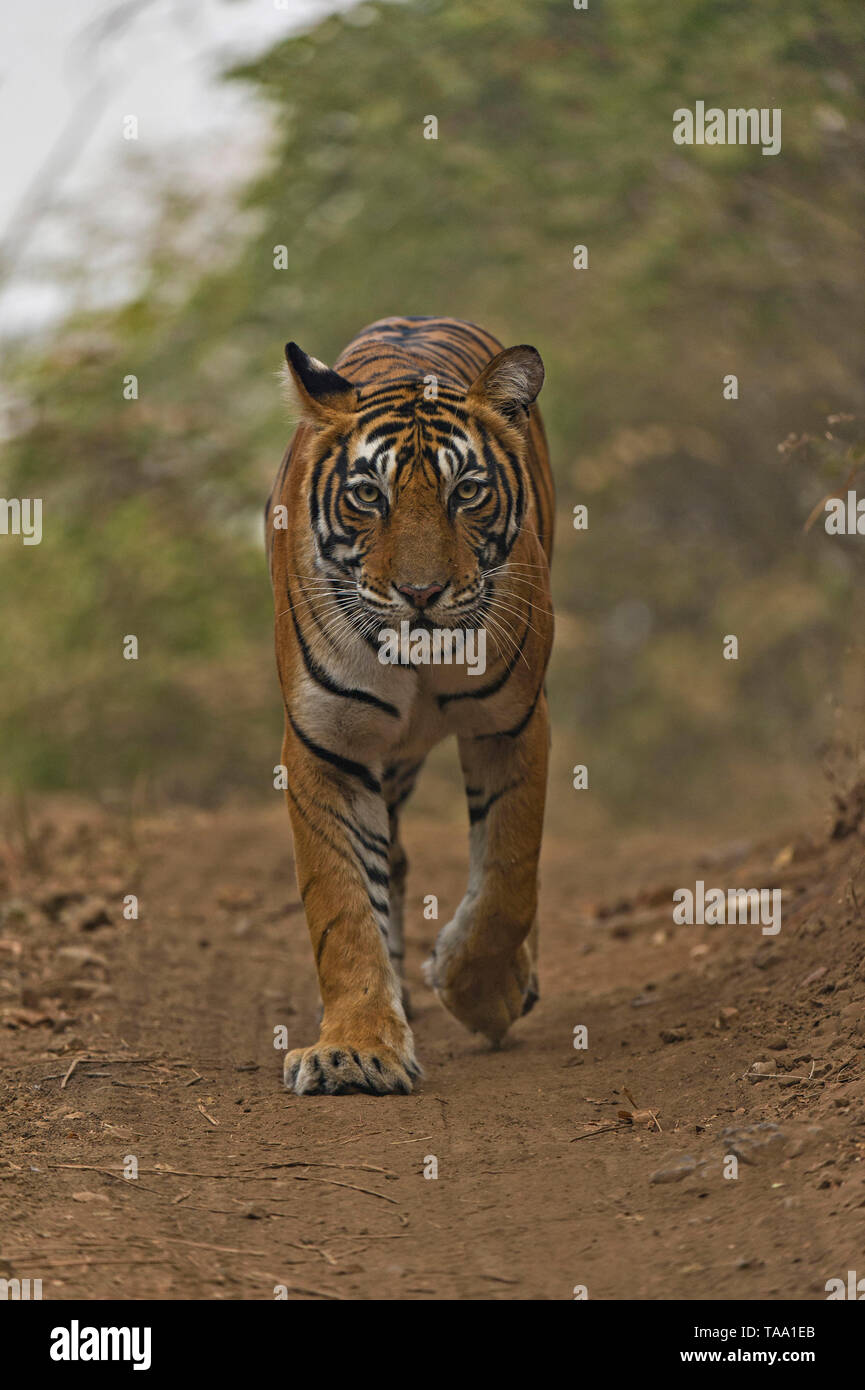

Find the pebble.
[{"left": 650, "top": 1156, "right": 698, "bottom": 1184}]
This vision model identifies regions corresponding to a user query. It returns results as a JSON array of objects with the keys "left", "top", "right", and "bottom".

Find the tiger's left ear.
[
  {"left": 466, "top": 345, "right": 544, "bottom": 428},
  {"left": 283, "top": 341, "right": 358, "bottom": 424}
]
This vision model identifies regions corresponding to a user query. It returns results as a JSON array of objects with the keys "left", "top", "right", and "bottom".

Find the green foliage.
[{"left": 2, "top": 0, "right": 864, "bottom": 820}]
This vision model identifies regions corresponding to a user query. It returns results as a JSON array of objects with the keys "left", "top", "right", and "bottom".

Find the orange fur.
[{"left": 267, "top": 317, "right": 554, "bottom": 1094}]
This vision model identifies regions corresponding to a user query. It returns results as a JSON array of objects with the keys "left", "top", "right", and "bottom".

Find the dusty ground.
[{"left": 1, "top": 790, "right": 864, "bottom": 1301}]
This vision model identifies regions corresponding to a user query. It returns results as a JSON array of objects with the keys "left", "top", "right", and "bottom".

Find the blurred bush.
[{"left": 1, "top": 0, "right": 864, "bottom": 824}]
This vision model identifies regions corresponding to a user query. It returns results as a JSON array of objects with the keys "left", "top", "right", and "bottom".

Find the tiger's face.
[
  {"left": 333, "top": 392, "right": 522, "bottom": 628},
  {"left": 285, "top": 341, "right": 544, "bottom": 633}
]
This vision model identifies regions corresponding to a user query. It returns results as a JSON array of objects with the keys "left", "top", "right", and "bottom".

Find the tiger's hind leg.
[
  {"left": 383, "top": 759, "right": 423, "bottom": 1018},
  {"left": 423, "top": 697, "right": 549, "bottom": 1045}
]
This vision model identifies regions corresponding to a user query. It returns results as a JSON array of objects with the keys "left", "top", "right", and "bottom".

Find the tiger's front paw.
[
  {"left": 283, "top": 1015, "right": 420, "bottom": 1096},
  {"left": 423, "top": 936, "right": 533, "bottom": 1045}
]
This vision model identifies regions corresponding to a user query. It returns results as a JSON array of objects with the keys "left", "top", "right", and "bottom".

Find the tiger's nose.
[{"left": 396, "top": 581, "right": 445, "bottom": 609}]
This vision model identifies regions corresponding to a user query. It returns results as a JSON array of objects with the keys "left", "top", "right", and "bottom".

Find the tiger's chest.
[{"left": 291, "top": 636, "right": 536, "bottom": 769}]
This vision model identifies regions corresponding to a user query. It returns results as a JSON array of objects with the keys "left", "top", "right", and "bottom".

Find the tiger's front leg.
[
  {"left": 281, "top": 724, "right": 419, "bottom": 1095},
  {"left": 423, "top": 696, "right": 549, "bottom": 1045}
]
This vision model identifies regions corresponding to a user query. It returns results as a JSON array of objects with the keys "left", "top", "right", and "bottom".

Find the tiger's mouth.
[{"left": 354, "top": 580, "right": 486, "bottom": 630}]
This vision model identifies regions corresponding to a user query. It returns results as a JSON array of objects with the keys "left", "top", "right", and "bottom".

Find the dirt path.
[{"left": 1, "top": 798, "right": 864, "bottom": 1300}]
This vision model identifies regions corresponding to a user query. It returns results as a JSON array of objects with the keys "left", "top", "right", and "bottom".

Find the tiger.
[{"left": 266, "top": 315, "right": 554, "bottom": 1095}]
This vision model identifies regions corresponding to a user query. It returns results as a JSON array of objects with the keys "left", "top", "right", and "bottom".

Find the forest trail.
[{"left": 2, "top": 797, "right": 863, "bottom": 1300}]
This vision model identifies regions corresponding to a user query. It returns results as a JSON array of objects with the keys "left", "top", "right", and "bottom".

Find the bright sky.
[{"left": 0, "top": 0, "right": 360, "bottom": 333}]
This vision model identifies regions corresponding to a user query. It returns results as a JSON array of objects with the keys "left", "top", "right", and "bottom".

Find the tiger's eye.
[
  {"left": 455, "top": 479, "right": 480, "bottom": 501},
  {"left": 354, "top": 482, "right": 380, "bottom": 504}
]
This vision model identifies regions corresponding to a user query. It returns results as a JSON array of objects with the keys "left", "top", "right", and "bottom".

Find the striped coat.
[{"left": 267, "top": 316, "right": 554, "bottom": 1094}]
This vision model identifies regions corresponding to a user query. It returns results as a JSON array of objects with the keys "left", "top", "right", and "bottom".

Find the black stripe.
[
  {"left": 364, "top": 863, "right": 390, "bottom": 888},
  {"left": 316, "top": 917, "right": 339, "bottom": 966},
  {"left": 342, "top": 821, "right": 390, "bottom": 858},
  {"left": 299, "top": 790, "right": 390, "bottom": 858},
  {"left": 478, "top": 681, "right": 544, "bottom": 740},
  {"left": 437, "top": 613, "right": 529, "bottom": 707},
  {"left": 285, "top": 785, "right": 353, "bottom": 866},
  {"left": 288, "top": 584, "right": 400, "bottom": 718},
  {"left": 288, "top": 712, "right": 381, "bottom": 794},
  {"left": 468, "top": 782, "right": 518, "bottom": 824},
  {"left": 389, "top": 782, "right": 416, "bottom": 812}
]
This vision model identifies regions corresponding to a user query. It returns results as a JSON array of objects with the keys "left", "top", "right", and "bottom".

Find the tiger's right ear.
[{"left": 283, "top": 342, "right": 358, "bottom": 424}]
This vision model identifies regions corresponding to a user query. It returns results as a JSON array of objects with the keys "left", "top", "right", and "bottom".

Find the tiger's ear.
[
  {"left": 283, "top": 342, "right": 358, "bottom": 424},
  {"left": 466, "top": 345, "right": 544, "bottom": 427}
]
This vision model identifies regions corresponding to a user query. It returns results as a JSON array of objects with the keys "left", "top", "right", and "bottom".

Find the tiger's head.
[{"left": 284, "top": 340, "right": 544, "bottom": 631}]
